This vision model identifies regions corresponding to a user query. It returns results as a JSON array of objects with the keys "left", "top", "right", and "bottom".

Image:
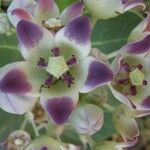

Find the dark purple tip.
[
  {"left": 17, "top": 20, "right": 43, "bottom": 48},
  {"left": 44, "top": 97, "right": 74, "bottom": 125},
  {"left": 129, "top": 85, "right": 137, "bottom": 96},
  {"left": 65, "top": 16, "right": 91, "bottom": 44},
  {"left": 40, "top": 146, "right": 48, "bottom": 150},
  {"left": 142, "top": 96, "right": 150, "bottom": 108},
  {"left": 0, "top": 69, "right": 31, "bottom": 94},
  {"left": 85, "top": 61, "right": 113, "bottom": 88}
]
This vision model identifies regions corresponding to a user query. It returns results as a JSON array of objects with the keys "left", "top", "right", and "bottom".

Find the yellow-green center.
[{"left": 46, "top": 56, "right": 69, "bottom": 78}]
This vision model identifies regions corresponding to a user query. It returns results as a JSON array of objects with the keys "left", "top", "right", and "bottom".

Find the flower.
[
  {"left": 113, "top": 105, "right": 139, "bottom": 144},
  {"left": 25, "top": 136, "right": 64, "bottom": 150},
  {"left": 7, "top": 0, "right": 84, "bottom": 27},
  {"left": 70, "top": 103, "right": 104, "bottom": 135},
  {"left": 83, "top": 0, "right": 145, "bottom": 20},
  {"left": 109, "top": 39, "right": 150, "bottom": 116},
  {"left": 0, "top": 15, "right": 113, "bottom": 125}
]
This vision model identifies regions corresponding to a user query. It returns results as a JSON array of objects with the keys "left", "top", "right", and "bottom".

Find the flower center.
[
  {"left": 37, "top": 47, "right": 78, "bottom": 92},
  {"left": 113, "top": 61, "right": 147, "bottom": 97}
]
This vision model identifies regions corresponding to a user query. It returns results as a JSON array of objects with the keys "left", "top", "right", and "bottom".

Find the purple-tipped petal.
[
  {"left": 17, "top": 20, "right": 54, "bottom": 62},
  {"left": 80, "top": 57, "right": 113, "bottom": 93},
  {"left": 41, "top": 97, "right": 75, "bottom": 125},
  {"left": 123, "top": 0, "right": 145, "bottom": 12},
  {"left": 60, "top": 1, "right": 84, "bottom": 25},
  {"left": 7, "top": 0, "right": 36, "bottom": 27},
  {"left": 55, "top": 16, "right": 91, "bottom": 60},
  {"left": 34, "top": 0, "right": 60, "bottom": 23},
  {"left": 17, "top": 20, "right": 43, "bottom": 48},
  {"left": 10, "top": 8, "right": 33, "bottom": 27},
  {"left": 0, "top": 69, "right": 31, "bottom": 94},
  {"left": 0, "top": 92, "right": 37, "bottom": 114},
  {"left": 121, "top": 34, "right": 150, "bottom": 55},
  {"left": 141, "top": 96, "right": 150, "bottom": 109}
]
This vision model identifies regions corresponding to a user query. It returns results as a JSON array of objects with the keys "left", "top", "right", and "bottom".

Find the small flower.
[
  {"left": 1, "top": 130, "right": 31, "bottom": 150},
  {"left": 0, "top": 16, "right": 113, "bottom": 125},
  {"left": 70, "top": 104, "right": 104, "bottom": 135},
  {"left": 110, "top": 39, "right": 150, "bottom": 116},
  {"left": 25, "top": 136, "right": 65, "bottom": 150},
  {"left": 83, "top": 0, "right": 145, "bottom": 20},
  {"left": 113, "top": 105, "right": 139, "bottom": 144},
  {"left": 7, "top": 0, "right": 84, "bottom": 27}
]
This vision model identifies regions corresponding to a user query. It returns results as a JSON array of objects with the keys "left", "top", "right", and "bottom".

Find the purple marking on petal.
[
  {"left": 40, "top": 146, "right": 48, "bottom": 150},
  {"left": 37, "top": 0, "right": 54, "bottom": 11},
  {"left": 0, "top": 69, "right": 31, "bottom": 94},
  {"left": 17, "top": 20, "right": 43, "bottom": 48},
  {"left": 122, "top": 0, "right": 144, "bottom": 5},
  {"left": 85, "top": 61, "right": 113, "bottom": 88},
  {"left": 65, "top": 16, "right": 91, "bottom": 44},
  {"left": 122, "top": 35, "right": 150, "bottom": 54},
  {"left": 44, "top": 97, "right": 74, "bottom": 125},
  {"left": 142, "top": 96, "right": 150, "bottom": 108},
  {"left": 12, "top": 8, "right": 32, "bottom": 20},
  {"left": 67, "top": 2, "right": 84, "bottom": 17}
]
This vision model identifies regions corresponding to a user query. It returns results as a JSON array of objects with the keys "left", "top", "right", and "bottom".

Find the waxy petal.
[
  {"left": 70, "top": 104, "right": 104, "bottom": 135},
  {"left": 121, "top": 34, "right": 150, "bottom": 55},
  {"left": 55, "top": 16, "right": 91, "bottom": 60},
  {"left": 34, "top": 0, "right": 60, "bottom": 23},
  {"left": 25, "top": 136, "right": 63, "bottom": 150},
  {"left": 128, "top": 12, "right": 150, "bottom": 42},
  {"left": 0, "top": 93, "right": 37, "bottom": 114},
  {"left": 84, "top": 0, "right": 145, "bottom": 20},
  {"left": 17, "top": 20, "right": 54, "bottom": 62},
  {"left": 113, "top": 105, "right": 139, "bottom": 141},
  {"left": 0, "top": 62, "right": 46, "bottom": 97},
  {"left": 80, "top": 57, "right": 113, "bottom": 93},
  {"left": 41, "top": 94, "right": 78, "bottom": 125},
  {"left": 60, "top": 1, "right": 84, "bottom": 25},
  {"left": 7, "top": 0, "right": 36, "bottom": 26}
]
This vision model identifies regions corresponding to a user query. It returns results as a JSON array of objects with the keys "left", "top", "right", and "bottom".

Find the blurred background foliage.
[{"left": 0, "top": 0, "right": 150, "bottom": 150}]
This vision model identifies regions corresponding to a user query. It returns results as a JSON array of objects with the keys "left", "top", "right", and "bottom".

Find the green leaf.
[
  {"left": 0, "top": 34, "right": 23, "bottom": 67},
  {"left": 55, "top": 0, "right": 76, "bottom": 11},
  {"left": 0, "top": 108, "right": 24, "bottom": 142},
  {"left": 60, "top": 128, "right": 82, "bottom": 145},
  {"left": 92, "top": 12, "right": 142, "bottom": 54}
]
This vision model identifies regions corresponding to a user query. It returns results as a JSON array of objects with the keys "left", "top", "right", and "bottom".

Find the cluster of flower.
[{"left": 0, "top": 0, "right": 150, "bottom": 150}]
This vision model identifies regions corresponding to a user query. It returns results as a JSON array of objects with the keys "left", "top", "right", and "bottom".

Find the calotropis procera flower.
[
  {"left": 113, "top": 105, "right": 139, "bottom": 145},
  {"left": 25, "top": 136, "right": 65, "bottom": 150},
  {"left": 7, "top": 0, "right": 84, "bottom": 27},
  {"left": 0, "top": 16, "right": 113, "bottom": 125},
  {"left": 83, "top": 0, "right": 145, "bottom": 20},
  {"left": 109, "top": 39, "right": 150, "bottom": 117}
]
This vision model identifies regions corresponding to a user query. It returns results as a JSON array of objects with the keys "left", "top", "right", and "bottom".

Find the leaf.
[
  {"left": 0, "top": 34, "right": 23, "bottom": 67},
  {"left": 55, "top": 0, "right": 76, "bottom": 11},
  {"left": 92, "top": 12, "right": 142, "bottom": 54},
  {"left": 60, "top": 128, "right": 82, "bottom": 145},
  {"left": 0, "top": 108, "right": 24, "bottom": 142}
]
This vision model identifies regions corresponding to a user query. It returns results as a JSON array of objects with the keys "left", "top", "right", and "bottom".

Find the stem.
[
  {"left": 91, "top": 16, "right": 98, "bottom": 29},
  {"left": 106, "top": 51, "right": 118, "bottom": 59},
  {"left": 130, "top": 10, "right": 144, "bottom": 20},
  {"left": 103, "top": 103, "right": 115, "bottom": 112},
  {"left": 20, "top": 116, "right": 28, "bottom": 130},
  {"left": 27, "top": 112, "right": 40, "bottom": 137}
]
